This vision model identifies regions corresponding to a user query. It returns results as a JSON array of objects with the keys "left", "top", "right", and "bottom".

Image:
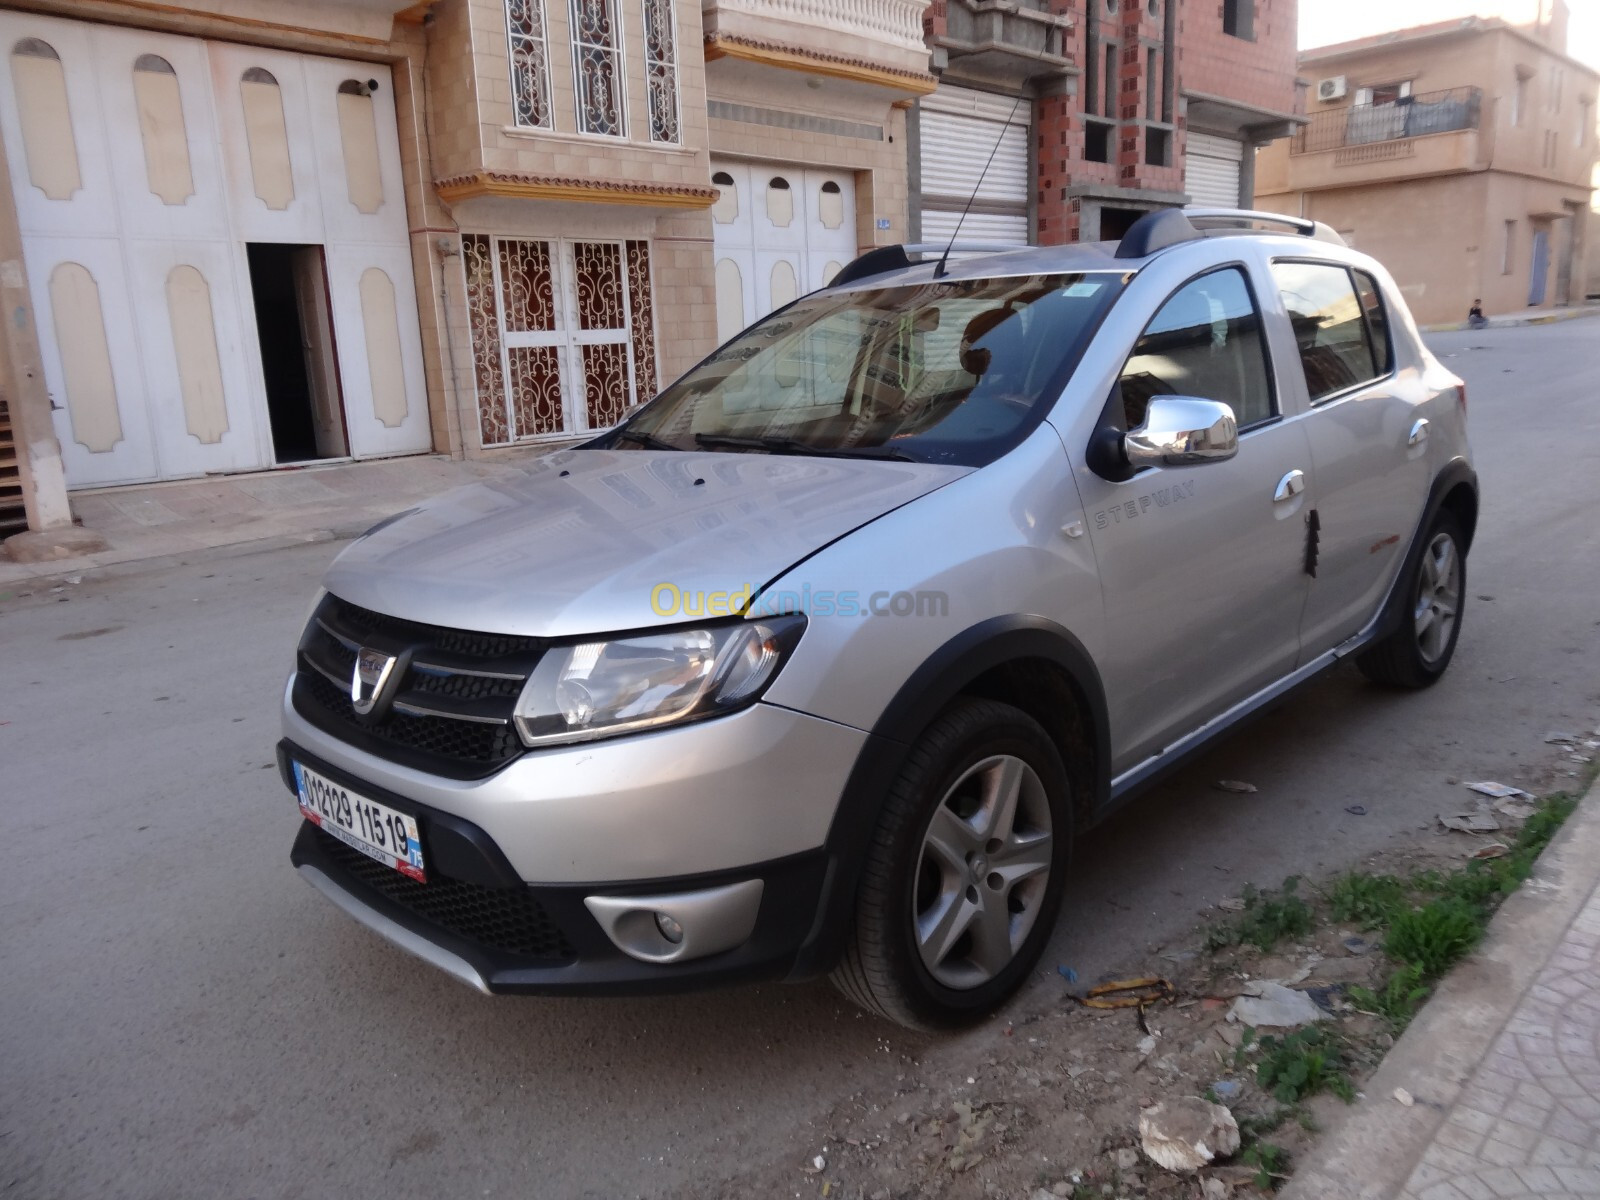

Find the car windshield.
[{"left": 608, "top": 272, "right": 1125, "bottom": 466}]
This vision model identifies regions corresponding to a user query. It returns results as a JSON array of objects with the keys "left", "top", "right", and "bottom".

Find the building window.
[
  {"left": 462, "top": 235, "right": 655, "bottom": 445},
  {"left": 506, "top": 0, "right": 553, "bottom": 129},
  {"left": 1144, "top": 126, "right": 1169, "bottom": 166},
  {"left": 1146, "top": 47, "right": 1158, "bottom": 120},
  {"left": 1222, "top": 0, "right": 1254, "bottom": 41},
  {"left": 641, "top": 0, "right": 678, "bottom": 143},
  {"left": 569, "top": 0, "right": 624, "bottom": 137},
  {"left": 1103, "top": 43, "right": 1117, "bottom": 117},
  {"left": 1512, "top": 72, "right": 1528, "bottom": 126},
  {"left": 1503, "top": 220, "right": 1516, "bottom": 275},
  {"left": 1578, "top": 98, "right": 1592, "bottom": 147}
]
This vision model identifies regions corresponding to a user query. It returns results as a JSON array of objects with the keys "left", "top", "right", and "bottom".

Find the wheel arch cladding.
[
  {"left": 787, "top": 617, "right": 1109, "bottom": 980},
  {"left": 1440, "top": 478, "right": 1478, "bottom": 552}
]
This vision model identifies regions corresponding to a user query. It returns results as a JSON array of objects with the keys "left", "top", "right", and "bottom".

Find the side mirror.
[{"left": 1124, "top": 397, "right": 1238, "bottom": 468}]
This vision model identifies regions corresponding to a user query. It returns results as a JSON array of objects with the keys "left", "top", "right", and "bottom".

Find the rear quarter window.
[{"left": 1269, "top": 260, "right": 1382, "bottom": 402}]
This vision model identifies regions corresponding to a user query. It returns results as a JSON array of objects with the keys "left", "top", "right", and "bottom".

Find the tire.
[
  {"left": 830, "top": 698, "right": 1073, "bottom": 1030},
  {"left": 1356, "top": 510, "right": 1466, "bottom": 689}
]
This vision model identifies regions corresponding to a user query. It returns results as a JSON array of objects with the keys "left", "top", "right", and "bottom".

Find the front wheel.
[
  {"left": 830, "top": 698, "right": 1072, "bottom": 1030},
  {"left": 1357, "top": 510, "right": 1466, "bottom": 688}
]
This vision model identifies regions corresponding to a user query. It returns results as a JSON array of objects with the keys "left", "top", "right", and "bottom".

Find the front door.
[
  {"left": 709, "top": 160, "right": 856, "bottom": 342},
  {"left": 1267, "top": 260, "right": 1431, "bottom": 655},
  {"left": 1076, "top": 265, "right": 1313, "bottom": 774},
  {"left": 1529, "top": 229, "right": 1550, "bottom": 306}
]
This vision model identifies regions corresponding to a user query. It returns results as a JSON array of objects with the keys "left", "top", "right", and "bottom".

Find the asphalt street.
[{"left": 2, "top": 320, "right": 1597, "bottom": 1199}]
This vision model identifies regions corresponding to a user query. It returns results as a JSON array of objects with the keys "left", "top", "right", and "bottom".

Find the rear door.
[
  {"left": 1076, "top": 264, "right": 1314, "bottom": 774},
  {"left": 1266, "top": 260, "right": 1432, "bottom": 655}
]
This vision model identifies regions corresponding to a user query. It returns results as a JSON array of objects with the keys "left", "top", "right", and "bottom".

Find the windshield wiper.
[
  {"left": 693, "top": 433, "right": 919, "bottom": 463},
  {"left": 612, "top": 427, "right": 681, "bottom": 451}
]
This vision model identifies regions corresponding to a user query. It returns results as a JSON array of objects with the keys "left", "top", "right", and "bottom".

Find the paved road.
[{"left": 2, "top": 322, "right": 1597, "bottom": 1200}]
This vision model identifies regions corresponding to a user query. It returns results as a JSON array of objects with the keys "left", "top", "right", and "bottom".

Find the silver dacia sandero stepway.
[{"left": 279, "top": 208, "right": 1476, "bottom": 1029}]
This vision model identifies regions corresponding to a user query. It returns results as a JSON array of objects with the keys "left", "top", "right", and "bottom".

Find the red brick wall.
[{"left": 1178, "top": 0, "right": 1298, "bottom": 116}]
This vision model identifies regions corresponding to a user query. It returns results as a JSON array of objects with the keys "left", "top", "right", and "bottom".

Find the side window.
[
  {"left": 1270, "top": 261, "right": 1377, "bottom": 401},
  {"left": 1118, "top": 267, "right": 1275, "bottom": 431},
  {"left": 1353, "top": 270, "right": 1392, "bottom": 376}
]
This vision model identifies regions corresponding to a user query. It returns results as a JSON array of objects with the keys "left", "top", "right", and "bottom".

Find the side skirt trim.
[{"left": 1109, "top": 629, "right": 1373, "bottom": 801}]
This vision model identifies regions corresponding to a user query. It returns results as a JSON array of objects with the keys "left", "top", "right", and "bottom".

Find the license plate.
[{"left": 294, "top": 761, "right": 426, "bottom": 882}]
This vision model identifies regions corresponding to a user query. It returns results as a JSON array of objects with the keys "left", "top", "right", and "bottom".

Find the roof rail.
[
  {"left": 1183, "top": 208, "right": 1347, "bottom": 245},
  {"left": 1114, "top": 207, "right": 1347, "bottom": 260},
  {"left": 828, "top": 241, "right": 1030, "bottom": 288}
]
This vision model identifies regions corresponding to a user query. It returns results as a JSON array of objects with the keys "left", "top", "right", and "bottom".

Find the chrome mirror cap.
[{"left": 1124, "top": 397, "right": 1239, "bottom": 467}]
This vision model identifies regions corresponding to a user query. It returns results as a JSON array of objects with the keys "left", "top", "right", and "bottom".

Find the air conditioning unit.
[{"left": 1317, "top": 76, "right": 1348, "bottom": 102}]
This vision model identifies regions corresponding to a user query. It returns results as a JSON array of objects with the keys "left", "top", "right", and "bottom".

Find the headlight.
[{"left": 513, "top": 616, "right": 805, "bottom": 747}]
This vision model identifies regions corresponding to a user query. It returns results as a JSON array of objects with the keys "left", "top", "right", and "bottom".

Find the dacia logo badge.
[{"left": 351, "top": 647, "right": 398, "bottom": 716}]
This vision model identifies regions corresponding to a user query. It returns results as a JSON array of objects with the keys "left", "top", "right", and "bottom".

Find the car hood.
[{"left": 323, "top": 448, "right": 971, "bottom": 637}]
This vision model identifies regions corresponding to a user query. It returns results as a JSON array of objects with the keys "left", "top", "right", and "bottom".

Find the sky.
[{"left": 1298, "top": 0, "right": 1600, "bottom": 70}]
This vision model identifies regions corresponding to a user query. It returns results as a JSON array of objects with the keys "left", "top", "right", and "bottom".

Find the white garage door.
[
  {"left": 1185, "top": 132, "right": 1245, "bottom": 208},
  {"left": 709, "top": 160, "right": 856, "bottom": 343},
  {"left": 0, "top": 11, "right": 430, "bottom": 488},
  {"left": 918, "top": 86, "right": 1029, "bottom": 245}
]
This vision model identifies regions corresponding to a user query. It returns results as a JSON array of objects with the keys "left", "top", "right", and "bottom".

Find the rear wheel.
[
  {"left": 1357, "top": 511, "right": 1466, "bottom": 688},
  {"left": 830, "top": 699, "right": 1072, "bottom": 1029}
]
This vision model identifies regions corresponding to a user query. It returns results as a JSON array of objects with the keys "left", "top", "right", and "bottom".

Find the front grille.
[
  {"left": 291, "top": 594, "right": 542, "bottom": 778},
  {"left": 313, "top": 826, "right": 574, "bottom": 960}
]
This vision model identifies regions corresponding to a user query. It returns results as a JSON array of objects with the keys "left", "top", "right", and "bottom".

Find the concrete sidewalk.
[
  {"left": 1286, "top": 774, "right": 1600, "bottom": 1200},
  {"left": 0, "top": 448, "right": 552, "bottom": 589},
  {"left": 1420, "top": 303, "right": 1600, "bottom": 333}
]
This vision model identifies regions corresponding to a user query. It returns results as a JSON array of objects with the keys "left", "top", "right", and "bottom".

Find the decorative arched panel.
[
  {"left": 818, "top": 180, "right": 844, "bottom": 230},
  {"left": 133, "top": 54, "right": 193, "bottom": 205},
  {"left": 358, "top": 267, "right": 407, "bottom": 429},
  {"left": 10, "top": 38, "right": 81, "bottom": 200},
  {"left": 239, "top": 67, "right": 293, "bottom": 210},
  {"left": 766, "top": 176, "right": 793, "bottom": 228},
  {"left": 715, "top": 258, "right": 745, "bottom": 344},
  {"left": 164, "top": 265, "right": 228, "bottom": 444},
  {"left": 47, "top": 262, "right": 122, "bottom": 452},
  {"left": 711, "top": 171, "right": 738, "bottom": 225},
  {"left": 335, "top": 80, "right": 382, "bottom": 214},
  {"left": 769, "top": 259, "right": 797, "bottom": 309}
]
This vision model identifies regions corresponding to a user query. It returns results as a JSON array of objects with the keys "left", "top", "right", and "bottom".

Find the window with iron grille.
[
  {"left": 505, "top": 0, "right": 553, "bottom": 130},
  {"left": 463, "top": 236, "right": 657, "bottom": 446},
  {"left": 642, "top": 0, "right": 679, "bottom": 143},
  {"left": 569, "top": 0, "right": 625, "bottom": 136}
]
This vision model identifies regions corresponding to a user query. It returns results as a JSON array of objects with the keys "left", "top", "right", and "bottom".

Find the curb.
[
  {"left": 1420, "top": 306, "right": 1600, "bottom": 333},
  {"left": 0, "top": 526, "right": 354, "bottom": 595},
  {"left": 1281, "top": 775, "right": 1600, "bottom": 1200}
]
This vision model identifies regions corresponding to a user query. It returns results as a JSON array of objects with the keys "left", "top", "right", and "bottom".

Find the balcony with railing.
[
  {"left": 1288, "top": 87, "right": 1488, "bottom": 186},
  {"left": 701, "top": 0, "right": 935, "bottom": 91}
]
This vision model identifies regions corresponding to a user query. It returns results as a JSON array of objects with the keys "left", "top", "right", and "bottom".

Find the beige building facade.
[
  {"left": 0, "top": 0, "right": 930, "bottom": 538},
  {"left": 1255, "top": 5, "right": 1599, "bottom": 327}
]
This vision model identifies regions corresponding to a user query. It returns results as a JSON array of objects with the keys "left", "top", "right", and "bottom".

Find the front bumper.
[{"left": 284, "top": 742, "right": 833, "bottom": 993}]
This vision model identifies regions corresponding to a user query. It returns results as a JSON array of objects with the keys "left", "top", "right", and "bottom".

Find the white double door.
[
  {"left": 710, "top": 160, "right": 856, "bottom": 343},
  {"left": 0, "top": 12, "right": 429, "bottom": 488}
]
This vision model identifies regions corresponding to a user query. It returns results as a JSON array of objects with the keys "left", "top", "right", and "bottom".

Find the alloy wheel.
[
  {"left": 913, "top": 754, "right": 1054, "bottom": 990},
  {"left": 1414, "top": 531, "right": 1462, "bottom": 665}
]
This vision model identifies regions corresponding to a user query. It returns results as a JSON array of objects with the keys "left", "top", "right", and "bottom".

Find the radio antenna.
[{"left": 934, "top": 94, "right": 1025, "bottom": 280}]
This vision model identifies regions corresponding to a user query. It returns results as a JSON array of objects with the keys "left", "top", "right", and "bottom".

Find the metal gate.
[
  {"left": 918, "top": 86, "right": 1029, "bottom": 244},
  {"left": 1184, "top": 132, "right": 1245, "bottom": 208}
]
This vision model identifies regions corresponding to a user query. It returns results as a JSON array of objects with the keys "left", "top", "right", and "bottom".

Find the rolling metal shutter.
[
  {"left": 1184, "top": 132, "right": 1245, "bottom": 207},
  {"left": 918, "top": 86, "right": 1030, "bottom": 244}
]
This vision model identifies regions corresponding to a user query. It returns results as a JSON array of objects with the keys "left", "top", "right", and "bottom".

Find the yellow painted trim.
[
  {"left": 394, "top": 2, "right": 437, "bottom": 25},
  {"left": 435, "top": 174, "right": 716, "bottom": 209},
  {"left": 704, "top": 37, "right": 938, "bottom": 96}
]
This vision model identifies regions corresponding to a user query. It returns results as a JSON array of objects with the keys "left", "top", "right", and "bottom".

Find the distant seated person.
[{"left": 1468, "top": 298, "right": 1488, "bottom": 329}]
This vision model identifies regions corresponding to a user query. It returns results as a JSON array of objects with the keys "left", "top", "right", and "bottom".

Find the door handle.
[
  {"left": 1274, "top": 469, "right": 1306, "bottom": 503},
  {"left": 1408, "top": 418, "right": 1430, "bottom": 447}
]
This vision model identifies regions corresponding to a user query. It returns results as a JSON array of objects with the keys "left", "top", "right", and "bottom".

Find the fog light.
[{"left": 654, "top": 912, "right": 684, "bottom": 944}]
